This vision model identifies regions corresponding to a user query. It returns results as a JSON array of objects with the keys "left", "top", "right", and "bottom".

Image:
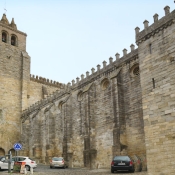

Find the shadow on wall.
[{"left": 0, "top": 147, "right": 5, "bottom": 156}]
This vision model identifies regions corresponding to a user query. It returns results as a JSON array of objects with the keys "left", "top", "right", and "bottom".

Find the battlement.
[
  {"left": 135, "top": 6, "right": 175, "bottom": 44},
  {"left": 68, "top": 45, "right": 138, "bottom": 89},
  {"left": 22, "top": 44, "right": 138, "bottom": 120},
  {"left": 30, "top": 74, "right": 63, "bottom": 88}
]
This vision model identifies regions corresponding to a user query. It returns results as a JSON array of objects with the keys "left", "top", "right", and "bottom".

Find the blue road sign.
[{"left": 13, "top": 143, "right": 22, "bottom": 151}]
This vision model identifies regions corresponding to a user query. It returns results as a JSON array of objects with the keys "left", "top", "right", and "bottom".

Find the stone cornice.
[
  {"left": 0, "top": 22, "right": 27, "bottom": 36},
  {"left": 136, "top": 10, "right": 175, "bottom": 44}
]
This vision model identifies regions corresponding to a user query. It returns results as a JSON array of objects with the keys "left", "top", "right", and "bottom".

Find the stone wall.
[
  {"left": 27, "top": 76, "right": 62, "bottom": 107},
  {"left": 21, "top": 48, "right": 146, "bottom": 169},
  {"left": 0, "top": 14, "right": 62, "bottom": 155},
  {"left": 137, "top": 6, "right": 175, "bottom": 175},
  {"left": 0, "top": 30, "right": 29, "bottom": 153}
]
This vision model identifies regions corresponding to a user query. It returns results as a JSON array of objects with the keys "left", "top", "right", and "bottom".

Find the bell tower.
[{"left": 0, "top": 13, "right": 30, "bottom": 155}]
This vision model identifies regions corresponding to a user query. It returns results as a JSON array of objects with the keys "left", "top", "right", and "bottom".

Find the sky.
[{"left": 0, "top": 0, "right": 174, "bottom": 84}]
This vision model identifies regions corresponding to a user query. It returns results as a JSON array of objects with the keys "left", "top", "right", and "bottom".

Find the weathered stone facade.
[
  {"left": 21, "top": 51, "right": 146, "bottom": 170},
  {"left": 0, "top": 14, "right": 62, "bottom": 156},
  {"left": 1, "top": 4, "right": 175, "bottom": 175}
]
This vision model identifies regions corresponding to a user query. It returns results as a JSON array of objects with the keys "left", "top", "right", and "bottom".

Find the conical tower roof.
[
  {"left": 10, "top": 18, "right": 17, "bottom": 30},
  {"left": 0, "top": 13, "right": 9, "bottom": 25}
]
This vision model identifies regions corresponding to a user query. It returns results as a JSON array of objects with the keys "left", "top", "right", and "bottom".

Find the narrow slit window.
[
  {"left": 149, "top": 44, "right": 152, "bottom": 54},
  {"left": 152, "top": 78, "right": 155, "bottom": 89}
]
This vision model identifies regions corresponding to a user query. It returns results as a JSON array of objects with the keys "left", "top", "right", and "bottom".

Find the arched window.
[
  {"left": 2, "top": 32, "right": 7, "bottom": 43},
  {"left": 130, "top": 64, "right": 140, "bottom": 77},
  {"left": 101, "top": 78, "right": 110, "bottom": 90},
  {"left": 11, "top": 35, "right": 16, "bottom": 46}
]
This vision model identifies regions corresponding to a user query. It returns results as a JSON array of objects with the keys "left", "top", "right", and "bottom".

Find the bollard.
[
  {"left": 24, "top": 167, "right": 27, "bottom": 174},
  {"left": 30, "top": 167, "right": 33, "bottom": 174}
]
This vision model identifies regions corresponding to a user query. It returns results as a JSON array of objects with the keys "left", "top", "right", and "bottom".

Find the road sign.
[{"left": 13, "top": 143, "right": 22, "bottom": 151}]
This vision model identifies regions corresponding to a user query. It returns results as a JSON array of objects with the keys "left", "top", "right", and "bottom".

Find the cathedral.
[{"left": 0, "top": 4, "right": 175, "bottom": 175}]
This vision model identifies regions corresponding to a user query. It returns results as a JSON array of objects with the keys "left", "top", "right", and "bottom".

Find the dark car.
[{"left": 111, "top": 156, "right": 135, "bottom": 173}]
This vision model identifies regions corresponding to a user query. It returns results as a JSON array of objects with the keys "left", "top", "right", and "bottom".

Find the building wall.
[
  {"left": 2, "top": 4, "right": 175, "bottom": 175},
  {"left": 0, "top": 14, "right": 62, "bottom": 155},
  {"left": 27, "top": 78, "right": 61, "bottom": 107},
  {"left": 21, "top": 51, "right": 146, "bottom": 169},
  {"left": 137, "top": 7, "right": 175, "bottom": 175},
  {"left": 0, "top": 18, "right": 29, "bottom": 153}
]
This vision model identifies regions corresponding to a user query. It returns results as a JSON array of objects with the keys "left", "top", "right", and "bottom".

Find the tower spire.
[{"left": 4, "top": 0, "right": 7, "bottom": 14}]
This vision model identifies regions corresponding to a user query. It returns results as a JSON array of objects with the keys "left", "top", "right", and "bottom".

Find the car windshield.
[
  {"left": 0, "top": 157, "right": 4, "bottom": 161},
  {"left": 114, "top": 156, "right": 130, "bottom": 161},
  {"left": 52, "top": 157, "right": 62, "bottom": 161}
]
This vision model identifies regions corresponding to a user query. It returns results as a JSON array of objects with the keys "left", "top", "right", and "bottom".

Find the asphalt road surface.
[{"left": 0, "top": 164, "right": 148, "bottom": 175}]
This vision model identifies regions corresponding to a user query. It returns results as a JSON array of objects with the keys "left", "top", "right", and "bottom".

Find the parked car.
[
  {"left": 0, "top": 156, "right": 5, "bottom": 161},
  {"left": 0, "top": 157, "right": 13, "bottom": 170},
  {"left": 12, "top": 156, "right": 37, "bottom": 171},
  {"left": 111, "top": 156, "right": 135, "bottom": 173},
  {"left": 50, "top": 157, "right": 68, "bottom": 169}
]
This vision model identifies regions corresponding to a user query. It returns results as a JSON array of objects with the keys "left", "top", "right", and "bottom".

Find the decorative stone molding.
[
  {"left": 136, "top": 9, "right": 175, "bottom": 45},
  {"left": 101, "top": 78, "right": 110, "bottom": 90},
  {"left": 130, "top": 63, "right": 140, "bottom": 77}
]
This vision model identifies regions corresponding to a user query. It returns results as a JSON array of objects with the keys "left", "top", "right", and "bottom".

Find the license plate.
[{"left": 118, "top": 163, "right": 125, "bottom": 165}]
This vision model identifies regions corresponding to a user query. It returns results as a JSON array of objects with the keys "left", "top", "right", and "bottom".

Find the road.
[{"left": 0, "top": 164, "right": 148, "bottom": 175}]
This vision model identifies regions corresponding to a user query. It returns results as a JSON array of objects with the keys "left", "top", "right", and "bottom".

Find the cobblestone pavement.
[{"left": 0, "top": 164, "right": 148, "bottom": 175}]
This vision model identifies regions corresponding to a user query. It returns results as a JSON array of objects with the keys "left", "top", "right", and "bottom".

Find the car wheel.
[
  {"left": 25, "top": 165, "right": 30, "bottom": 171},
  {"left": 111, "top": 169, "right": 114, "bottom": 173},
  {"left": 130, "top": 170, "right": 135, "bottom": 173}
]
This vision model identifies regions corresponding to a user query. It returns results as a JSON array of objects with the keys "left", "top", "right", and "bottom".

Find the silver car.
[{"left": 50, "top": 157, "right": 68, "bottom": 169}]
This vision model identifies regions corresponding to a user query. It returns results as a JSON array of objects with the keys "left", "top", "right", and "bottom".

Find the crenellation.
[
  {"left": 72, "top": 79, "right": 75, "bottom": 86},
  {"left": 91, "top": 67, "right": 95, "bottom": 74},
  {"left": 97, "top": 64, "right": 101, "bottom": 71},
  {"left": 135, "top": 27, "right": 140, "bottom": 39},
  {"left": 76, "top": 77, "right": 80, "bottom": 83},
  {"left": 130, "top": 44, "right": 135, "bottom": 51},
  {"left": 164, "top": 6, "right": 170, "bottom": 16},
  {"left": 115, "top": 53, "right": 120, "bottom": 60},
  {"left": 123, "top": 48, "right": 127, "bottom": 56},
  {"left": 3, "top": 4, "right": 175, "bottom": 174},
  {"left": 67, "top": 82, "right": 71, "bottom": 88},
  {"left": 30, "top": 74, "right": 62, "bottom": 88},
  {"left": 109, "top": 57, "right": 113, "bottom": 64},
  {"left": 143, "top": 20, "right": 149, "bottom": 29},
  {"left": 136, "top": 8, "right": 175, "bottom": 44},
  {"left": 153, "top": 13, "right": 159, "bottom": 22},
  {"left": 86, "top": 71, "right": 89, "bottom": 77},
  {"left": 103, "top": 60, "right": 107, "bottom": 67},
  {"left": 81, "top": 74, "right": 84, "bottom": 80}
]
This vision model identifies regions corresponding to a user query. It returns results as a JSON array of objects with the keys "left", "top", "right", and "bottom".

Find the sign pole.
[{"left": 8, "top": 151, "right": 12, "bottom": 173}]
